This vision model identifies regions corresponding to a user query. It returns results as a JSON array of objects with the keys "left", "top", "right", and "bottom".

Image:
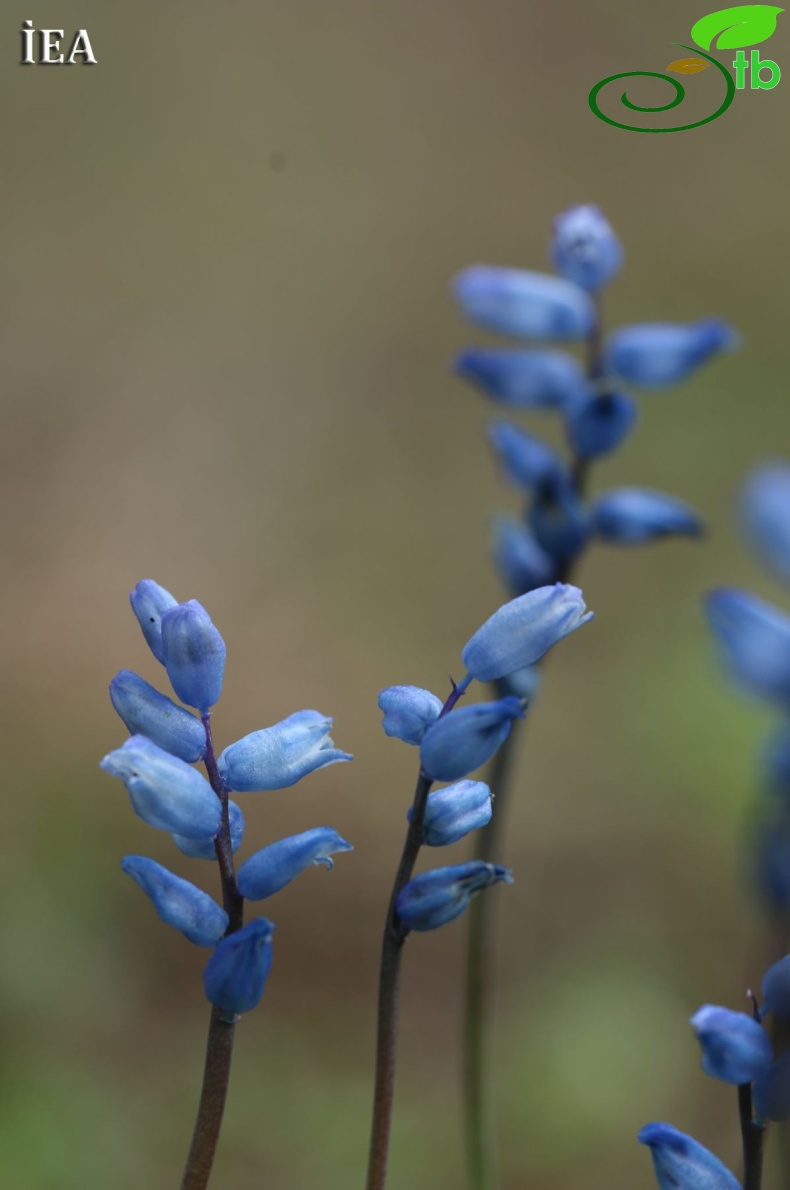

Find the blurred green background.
[{"left": 2, "top": 1, "right": 789, "bottom": 1186}]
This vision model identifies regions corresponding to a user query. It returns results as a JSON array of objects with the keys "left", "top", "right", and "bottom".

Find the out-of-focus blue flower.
[
  {"left": 100, "top": 735, "right": 221, "bottom": 839},
  {"left": 499, "top": 664, "right": 542, "bottom": 703},
  {"left": 218, "top": 710, "right": 352, "bottom": 792},
  {"left": 564, "top": 391, "right": 637, "bottom": 460},
  {"left": 454, "top": 348, "right": 588, "bottom": 410},
  {"left": 378, "top": 686, "right": 443, "bottom": 745},
  {"left": 237, "top": 827, "right": 353, "bottom": 900},
  {"left": 129, "top": 579, "right": 178, "bottom": 664},
  {"left": 397, "top": 861, "right": 513, "bottom": 931},
  {"left": 420, "top": 698, "right": 525, "bottom": 782},
  {"left": 551, "top": 204, "right": 623, "bottom": 291},
  {"left": 172, "top": 800, "right": 246, "bottom": 860},
  {"left": 690, "top": 1005, "right": 772, "bottom": 1084},
  {"left": 705, "top": 589, "right": 790, "bottom": 705},
  {"left": 487, "top": 421, "right": 564, "bottom": 491},
  {"left": 753, "top": 1051, "right": 790, "bottom": 1122},
  {"left": 160, "top": 600, "right": 226, "bottom": 713},
  {"left": 491, "top": 516, "right": 556, "bottom": 598},
  {"left": 203, "top": 917, "right": 275, "bottom": 1020},
  {"left": 109, "top": 670, "right": 207, "bottom": 763},
  {"left": 453, "top": 267, "right": 596, "bottom": 340},
  {"left": 528, "top": 474, "right": 592, "bottom": 561},
  {"left": 462, "top": 584, "right": 592, "bottom": 682},
  {"left": 638, "top": 1123, "right": 739, "bottom": 1190},
  {"left": 408, "top": 780, "right": 492, "bottom": 846},
  {"left": 740, "top": 462, "right": 790, "bottom": 583},
  {"left": 605, "top": 318, "right": 737, "bottom": 387},
  {"left": 122, "top": 856, "right": 228, "bottom": 946},
  {"left": 762, "top": 954, "right": 790, "bottom": 1020},
  {"left": 593, "top": 488, "right": 703, "bottom": 545},
  {"left": 761, "top": 726, "right": 790, "bottom": 796}
]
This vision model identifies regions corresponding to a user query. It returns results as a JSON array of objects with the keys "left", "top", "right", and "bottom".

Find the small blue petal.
[
  {"left": 606, "top": 318, "right": 738, "bottom": 387},
  {"left": 397, "top": 861, "right": 513, "bottom": 931},
  {"left": 690, "top": 1005, "right": 772, "bottom": 1085},
  {"left": 594, "top": 489, "right": 703, "bottom": 544},
  {"left": 528, "top": 474, "right": 592, "bottom": 561},
  {"left": 122, "top": 856, "right": 228, "bottom": 946},
  {"left": 454, "top": 348, "right": 588, "bottom": 410},
  {"left": 129, "top": 580, "right": 178, "bottom": 664},
  {"left": 378, "top": 687, "right": 443, "bottom": 746},
  {"left": 487, "top": 421, "right": 565, "bottom": 492},
  {"left": 161, "top": 600, "right": 226, "bottom": 713},
  {"left": 754, "top": 1051, "right": 790, "bottom": 1122},
  {"left": 237, "top": 827, "right": 353, "bottom": 900},
  {"left": 109, "top": 670, "right": 206, "bottom": 763},
  {"left": 551, "top": 204, "right": 623, "bottom": 292},
  {"left": 219, "top": 710, "right": 352, "bottom": 792},
  {"left": 420, "top": 698, "right": 524, "bottom": 782},
  {"left": 491, "top": 516, "right": 556, "bottom": 598},
  {"left": 564, "top": 391, "right": 637, "bottom": 460},
  {"left": 100, "top": 735, "right": 221, "bottom": 839},
  {"left": 740, "top": 462, "right": 790, "bottom": 583},
  {"left": 453, "top": 267, "right": 596, "bottom": 340},
  {"left": 706, "top": 589, "right": 790, "bottom": 705},
  {"left": 203, "top": 917, "right": 275, "bottom": 1019},
  {"left": 171, "top": 800, "right": 246, "bottom": 860},
  {"left": 638, "top": 1123, "right": 739, "bottom": 1190},
  {"left": 408, "top": 780, "right": 492, "bottom": 846},
  {"left": 762, "top": 954, "right": 790, "bottom": 1020},
  {"left": 462, "top": 584, "right": 593, "bottom": 683}
]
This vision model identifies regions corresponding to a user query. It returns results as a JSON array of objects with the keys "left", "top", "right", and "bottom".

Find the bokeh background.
[{"left": 2, "top": 1, "right": 789, "bottom": 1186}]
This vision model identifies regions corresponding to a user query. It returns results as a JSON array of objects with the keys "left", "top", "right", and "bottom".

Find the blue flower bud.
[
  {"left": 408, "top": 780, "right": 492, "bottom": 846},
  {"left": 100, "top": 735, "right": 221, "bottom": 839},
  {"left": 705, "top": 589, "right": 790, "bottom": 705},
  {"left": 453, "top": 267, "right": 596, "bottom": 340},
  {"left": 203, "top": 917, "right": 275, "bottom": 1020},
  {"left": 690, "top": 1005, "right": 772, "bottom": 1084},
  {"left": 109, "top": 670, "right": 207, "bottom": 763},
  {"left": 762, "top": 954, "right": 790, "bottom": 1020},
  {"left": 160, "top": 600, "right": 226, "bottom": 713},
  {"left": 237, "top": 827, "right": 353, "bottom": 900},
  {"left": 420, "top": 698, "right": 524, "bottom": 782},
  {"left": 753, "top": 1052, "right": 790, "bottom": 1122},
  {"left": 454, "top": 348, "right": 587, "bottom": 410},
  {"left": 462, "top": 584, "right": 592, "bottom": 682},
  {"left": 528, "top": 473, "right": 592, "bottom": 561},
  {"left": 638, "top": 1123, "right": 739, "bottom": 1190},
  {"left": 129, "top": 579, "right": 178, "bottom": 664},
  {"left": 550, "top": 204, "right": 623, "bottom": 291},
  {"left": 487, "top": 421, "right": 564, "bottom": 492},
  {"left": 499, "top": 665, "right": 542, "bottom": 703},
  {"left": 761, "top": 726, "right": 790, "bottom": 796},
  {"left": 593, "top": 488, "right": 703, "bottom": 545},
  {"left": 564, "top": 391, "right": 637, "bottom": 460},
  {"left": 121, "top": 856, "right": 228, "bottom": 946},
  {"left": 491, "top": 516, "right": 556, "bottom": 598},
  {"left": 378, "top": 686, "right": 443, "bottom": 745},
  {"left": 397, "top": 861, "right": 513, "bottom": 931},
  {"left": 218, "top": 710, "right": 352, "bottom": 792},
  {"left": 740, "top": 463, "right": 790, "bottom": 583},
  {"left": 605, "top": 318, "right": 737, "bottom": 387},
  {"left": 171, "top": 800, "right": 246, "bottom": 860}
]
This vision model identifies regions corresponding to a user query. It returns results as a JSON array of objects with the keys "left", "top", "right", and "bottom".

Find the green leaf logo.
[{"left": 691, "top": 4, "right": 783, "bottom": 50}]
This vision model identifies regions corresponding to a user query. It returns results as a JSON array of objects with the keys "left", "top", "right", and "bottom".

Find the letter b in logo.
[{"left": 752, "top": 48, "right": 781, "bottom": 88}]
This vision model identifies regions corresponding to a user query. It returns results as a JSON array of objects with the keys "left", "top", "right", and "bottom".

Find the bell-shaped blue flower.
[
  {"left": 378, "top": 687, "right": 443, "bottom": 746},
  {"left": 420, "top": 698, "right": 524, "bottom": 782},
  {"left": 203, "top": 917, "right": 275, "bottom": 1020},
  {"left": 690, "top": 1005, "right": 772, "bottom": 1084},
  {"left": 462, "top": 584, "right": 592, "bottom": 683},
  {"left": 564, "top": 391, "right": 637, "bottom": 460},
  {"left": 593, "top": 488, "right": 703, "bottom": 544},
  {"left": 761, "top": 954, "right": 790, "bottom": 1020},
  {"left": 129, "top": 579, "right": 178, "bottom": 664},
  {"left": 550, "top": 204, "right": 623, "bottom": 291},
  {"left": 237, "top": 827, "right": 353, "bottom": 900},
  {"left": 172, "top": 800, "right": 246, "bottom": 860},
  {"left": 409, "top": 780, "right": 492, "bottom": 846},
  {"left": 638, "top": 1123, "right": 739, "bottom": 1190},
  {"left": 397, "top": 861, "right": 513, "bottom": 931},
  {"left": 753, "top": 1051, "right": 790, "bottom": 1122},
  {"left": 528, "top": 474, "right": 592, "bottom": 561},
  {"left": 100, "top": 735, "right": 221, "bottom": 839},
  {"left": 109, "top": 670, "right": 207, "bottom": 763},
  {"left": 740, "top": 462, "right": 790, "bottom": 583},
  {"left": 160, "top": 600, "right": 226, "bottom": 713},
  {"left": 454, "top": 348, "right": 587, "bottom": 410},
  {"left": 605, "top": 318, "right": 737, "bottom": 387},
  {"left": 491, "top": 516, "right": 556, "bottom": 598},
  {"left": 218, "top": 710, "right": 352, "bottom": 792},
  {"left": 121, "top": 856, "right": 228, "bottom": 946},
  {"left": 487, "top": 421, "right": 564, "bottom": 492},
  {"left": 705, "top": 589, "right": 790, "bottom": 704},
  {"left": 453, "top": 267, "right": 596, "bottom": 340}
]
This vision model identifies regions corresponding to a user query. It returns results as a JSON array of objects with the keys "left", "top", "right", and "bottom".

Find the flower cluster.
[{"left": 101, "top": 580, "right": 352, "bottom": 1020}]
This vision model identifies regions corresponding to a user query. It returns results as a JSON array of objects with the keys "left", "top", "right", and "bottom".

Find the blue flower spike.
[
  {"left": 551, "top": 203, "right": 623, "bottom": 292},
  {"left": 409, "top": 780, "right": 492, "bottom": 847},
  {"left": 453, "top": 266, "right": 596, "bottom": 340},
  {"left": 100, "top": 735, "right": 222, "bottom": 840},
  {"left": 605, "top": 318, "right": 737, "bottom": 388},
  {"left": 203, "top": 917, "right": 275, "bottom": 1021},
  {"left": 237, "top": 827, "right": 353, "bottom": 901},
  {"left": 705, "top": 589, "right": 790, "bottom": 705},
  {"left": 690, "top": 1005, "right": 772, "bottom": 1085},
  {"left": 565, "top": 391, "right": 637, "bottom": 460},
  {"left": 741, "top": 462, "right": 790, "bottom": 583},
  {"left": 109, "top": 670, "right": 207, "bottom": 763},
  {"left": 160, "top": 600, "right": 227, "bottom": 713},
  {"left": 638, "top": 1123, "right": 739, "bottom": 1190},
  {"left": 594, "top": 489, "right": 703, "bottom": 545},
  {"left": 172, "top": 799, "right": 246, "bottom": 860},
  {"left": 491, "top": 516, "right": 556, "bottom": 598},
  {"left": 420, "top": 698, "right": 525, "bottom": 782},
  {"left": 122, "top": 856, "right": 228, "bottom": 946},
  {"left": 462, "top": 584, "right": 593, "bottom": 682},
  {"left": 454, "top": 348, "right": 588, "bottom": 410},
  {"left": 397, "top": 861, "right": 513, "bottom": 932},
  {"left": 129, "top": 579, "right": 178, "bottom": 664},
  {"left": 487, "top": 421, "right": 564, "bottom": 492},
  {"left": 378, "top": 687, "right": 443, "bottom": 746},
  {"left": 218, "top": 710, "right": 352, "bottom": 792}
]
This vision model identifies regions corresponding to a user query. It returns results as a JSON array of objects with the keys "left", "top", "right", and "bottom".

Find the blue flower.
[
  {"left": 237, "top": 828, "right": 353, "bottom": 900},
  {"left": 172, "top": 800, "right": 246, "bottom": 860},
  {"left": 129, "top": 579, "right": 178, "bottom": 664},
  {"left": 454, "top": 348, "right": 587, "bottom": 410},
  {"left": 638, "top": 1123, "right": 739, "bottom": 1190},
  {"left": 740, "top": 462, "right": 790, "bottom": 583},
  {"left": 753, "top": 1051, "right": 790, "bottom": 1122},
  {"left": 690, "top": 1005, "right": 772, "bottom": 1084},
  {"left": 203, "top": 917, "right": 275, "bottom": 1020},
  {"left": 122, "top": 856, "right": 228, "bottom": 946},
  {"left": 100, "top": 735, "right": 222, "bottom": 839},
  {"left": 453, "top": 267, "right": 596, "bottom": 340},
  {"left": 564, "top": 391, "right": 637, "bottom": 460},
  {"left": 218, "top": 710, "right": 352, "bottom": 792},
  {"left": 397, "top": 861, "right": 513, "bottom": 931},
  {"left": 491, "top": 516, "right": 556, "bottom": 598},
  {"left": 761, "top": 954, "right": 790, "bottom": 1020},
  {"left": 593, "top": 488, "right": 703, "bottom": 544},
  {"left": 461, "top": 584, "right": 592, "bottom": 682},
  {"left": 487, "top": 421, "right": 564, "bottom": 492},
  {"left": 409, "top": 780, "right": 492, "bottom": 846},
  {"left": 420, "top": 698, "right": 524, "bottom": 782},
  {"left": 605, "top": 318, "right": 737, "bottom": 387},
  {"left": 528, "top": 473, "right": 591, "bottom": 561},
  {"left": 550, "top": 204, "right": 623, "bottom": 291},
  {"left": 109, "top": 670, "right": 207, "bottom": 763},
  {"left": 378, "top": 687, "right": 443, "bottom": 746},
  {"left": 705, "top": 589, "right": 790, "bottom": 705},
  {"left": 160, "top": 600, "right": 227, "bottom": 713},
  {"left": 499, "top": 664, "right": 542, "bottom": 703}
]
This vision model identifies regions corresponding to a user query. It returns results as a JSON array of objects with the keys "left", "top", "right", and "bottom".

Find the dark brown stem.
[{"left": 738, "top": 1082, "right": 765, "bottom": 1190}]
